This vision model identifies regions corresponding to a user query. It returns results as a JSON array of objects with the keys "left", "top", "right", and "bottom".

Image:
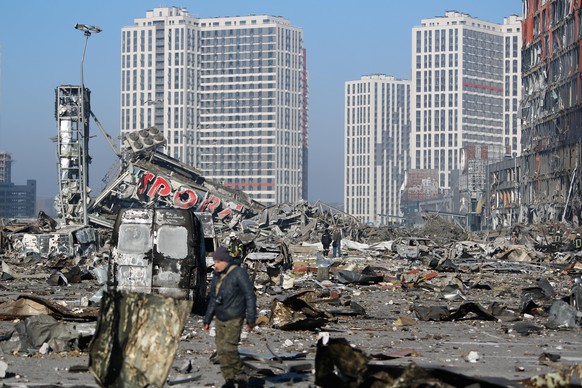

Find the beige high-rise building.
[
  {"left": 411, "top": 11, "right": 522, "bottom": 191},
  {"left": 121, "top": 7, "right": 308, "bottom": 205}
]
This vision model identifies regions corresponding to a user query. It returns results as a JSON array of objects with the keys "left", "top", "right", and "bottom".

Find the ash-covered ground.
[{"left": 1, "top": 232, "right": 582, "bottom": 388}]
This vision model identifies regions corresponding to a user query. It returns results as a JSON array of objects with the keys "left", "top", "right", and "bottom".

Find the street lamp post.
[{"left": 74, "top": 23, "right": 101, "bottom": 225}]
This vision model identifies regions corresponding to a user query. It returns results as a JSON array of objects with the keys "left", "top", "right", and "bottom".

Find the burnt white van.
[{"left": 108, "top": 208, "right": 206, "bottom": 304}]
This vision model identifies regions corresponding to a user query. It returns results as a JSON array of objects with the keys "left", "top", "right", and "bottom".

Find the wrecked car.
[
  {"left": 392, "top": 237, "right": 437, "bottom": 259},
  {"left": 107, "top": 207, "right": 206, "bottom": 304}
]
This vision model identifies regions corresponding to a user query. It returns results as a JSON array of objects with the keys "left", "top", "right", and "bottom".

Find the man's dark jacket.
[
  {"left": 321, "top": 231, "right": 332, "bottom": 247},
  {"left": 203, "top": 263, "right": 256, "bottom": 325}
]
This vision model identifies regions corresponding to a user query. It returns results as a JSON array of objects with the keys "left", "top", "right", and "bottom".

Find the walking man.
[
  {"left": 321, "top": 228, "right": 332, "bottom": 257},
  {"left": 203, "top": 246, "right": 256, "bottom": 388},
  {"left": 332, "top": 228, "right": 342, "bottom": 258}
]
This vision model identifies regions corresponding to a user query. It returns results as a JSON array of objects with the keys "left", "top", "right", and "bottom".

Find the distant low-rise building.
[
  {"left": 0, "top": 179, "right": 36, "bottom": 218},
  {"left": 0, "top": 152, "right": 37, "bottom": 218},
  {"left": 401, "top": 169, "right": 443, "bottom": 226},
  {"left": 458, "top": 144, "right": 507, "bottom": 230}
]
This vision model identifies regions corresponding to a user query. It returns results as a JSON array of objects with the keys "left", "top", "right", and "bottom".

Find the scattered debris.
[
  {"left": 0, "top": 295, "right": 98, "bottom": 321},
  {"left": 520, "top": 364, "right": 582, "bottom": 387},
  {"left": 89, "top": 291, "right": 192, "bottom": 388},
  {"left": 269, "top": 291, "right": 334, "bottom": 331},
  {"left": 3, "top": 188, "right": 582, "bottom": 386},
  {"left": 314, "top": 335, "right": 519, "bottom": 387}
]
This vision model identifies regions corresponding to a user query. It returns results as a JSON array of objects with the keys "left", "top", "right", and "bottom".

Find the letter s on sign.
[{"left": 137, "top": 172, "right": 155, "bottom": 194}]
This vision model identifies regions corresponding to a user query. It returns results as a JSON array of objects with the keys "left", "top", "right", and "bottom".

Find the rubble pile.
[
  {"left": 412, "top": 213, "right": 469, "bottom": 244},
  {"left": 1, "top": 213, "right": 582, "bottom": 386},
  {"left": 2, "top": 152, "right": 582, "bottom": 386}
]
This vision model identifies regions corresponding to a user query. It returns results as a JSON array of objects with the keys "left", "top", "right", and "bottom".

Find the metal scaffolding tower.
[{"left": 55, "top": 85, "right": 90, "bottom": 225}]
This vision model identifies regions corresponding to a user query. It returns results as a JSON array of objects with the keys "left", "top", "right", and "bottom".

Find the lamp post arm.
[{"left": 90, "top": 110, "right": 122, "bottom": 158}]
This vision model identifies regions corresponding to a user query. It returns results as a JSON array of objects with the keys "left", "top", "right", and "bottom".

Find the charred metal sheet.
[
  {"left": 512, "top": 322, "right": 544, "bottom": 336},
  {"left": 366, "top": 362, "right": 519, "bottom": 387},
  {"left": 270, "top": 290, "right": 333, "bottom": 330},
  {"left": 10, "top": 232, "right": 71, "bottom": 258},
  {"left": 520, "top": 277, "right": 556, "bottom": 313},
  {"left": 0, "top": 295, "right": 98, "bottom": 322},
  {"left": 14, "top": 314, "right": 95, "bottom": 353},
  {"left": 520, "top": 364, "right": 582, "bottom": 387},
  {"left": 334, "top": 270, "right": 383, "bottom": 285},
  {"left": 315, "top": 336, "right": 368, "bottom": 387},
  {"left": 315, "top": 336, "right": 518, "bottom": 387},
  {"left": 89, "top": 291, "right": 192, "bottom": 388},
  {"left": 238, "top": 348, "right": 310, "bottom": 375},
  {"left": 5, "top": 224, "right": 98, "bottom": 259},
  {"left": 413, "top": 302, "right": 517, "bottom": 322}
]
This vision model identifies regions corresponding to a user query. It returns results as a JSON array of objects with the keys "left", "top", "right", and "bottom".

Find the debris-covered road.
[{"left": 2, "top": 214, "right": 582, "bottom": 387}]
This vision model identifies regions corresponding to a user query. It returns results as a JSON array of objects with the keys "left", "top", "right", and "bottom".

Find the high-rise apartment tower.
[
  {"left": 121, "top": 7, "right": 307, "bottom": 206},
  {"left": 411, "top": 11, "right": 522, "bottom": 191},
  {"left": 344, "top": 75, "right": 410, "bottom": 225}
]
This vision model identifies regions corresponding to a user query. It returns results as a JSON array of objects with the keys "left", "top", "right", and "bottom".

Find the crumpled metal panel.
[
  {"left": 88, "top": 152, "right": 263, "bottom": 229},
  {"left": 520, "top": 364, "right": 582, "bottom": 387},
  {"left": 109, "top": 248, "right": 152, "bottom": 293},
  {"left": 270, "top": 291, "right": 333, "bottom": 331},
  {"left": 74, "top": 228, "right": 97, "bottom": 244},
  {"left": 10, "top": 231, "right": 76, "bottom": 258},
  {"left": 89, "top": 291, "right": 192, "bottom": 388}
]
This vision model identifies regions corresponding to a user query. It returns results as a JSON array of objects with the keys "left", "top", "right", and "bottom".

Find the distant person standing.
[
  {"left": 203, "top": 247, "right": 256, "bottom": 388},
  {"left": 332, "top": 228, "right": 342, "bottom": 258},
  {"left": 321, "top": 228, "right": 332, "bottom": 257},
  {"left": 227, "top": 232, "right": 245, "bottom": 265}
]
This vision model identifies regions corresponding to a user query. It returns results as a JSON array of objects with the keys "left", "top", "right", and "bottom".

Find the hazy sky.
[{"left": 0, "top": 1, "right": 521, "bottom": 210}]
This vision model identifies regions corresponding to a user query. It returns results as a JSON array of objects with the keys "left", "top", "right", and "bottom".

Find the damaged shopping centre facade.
[{"left": 487, "top": 0, "right": 582, "bottom": 229}]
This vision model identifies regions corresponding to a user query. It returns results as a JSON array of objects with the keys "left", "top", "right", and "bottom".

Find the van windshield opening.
[{"left": 157, "top": 226, "right": 188, "bottom": 259}]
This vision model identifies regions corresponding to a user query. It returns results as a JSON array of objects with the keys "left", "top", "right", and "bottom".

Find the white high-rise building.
[
  {"left": 121, "top": 7, "right": 307, "bottom": 206},
  {"left": 501, "top": 16, "right": 522, "bottom": 155},
  {"left": 411, "top": 11, "right": 522, "bottom": 190},
  {"left": 344, "top": 75, "right": 410, "bottom": 225}
]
